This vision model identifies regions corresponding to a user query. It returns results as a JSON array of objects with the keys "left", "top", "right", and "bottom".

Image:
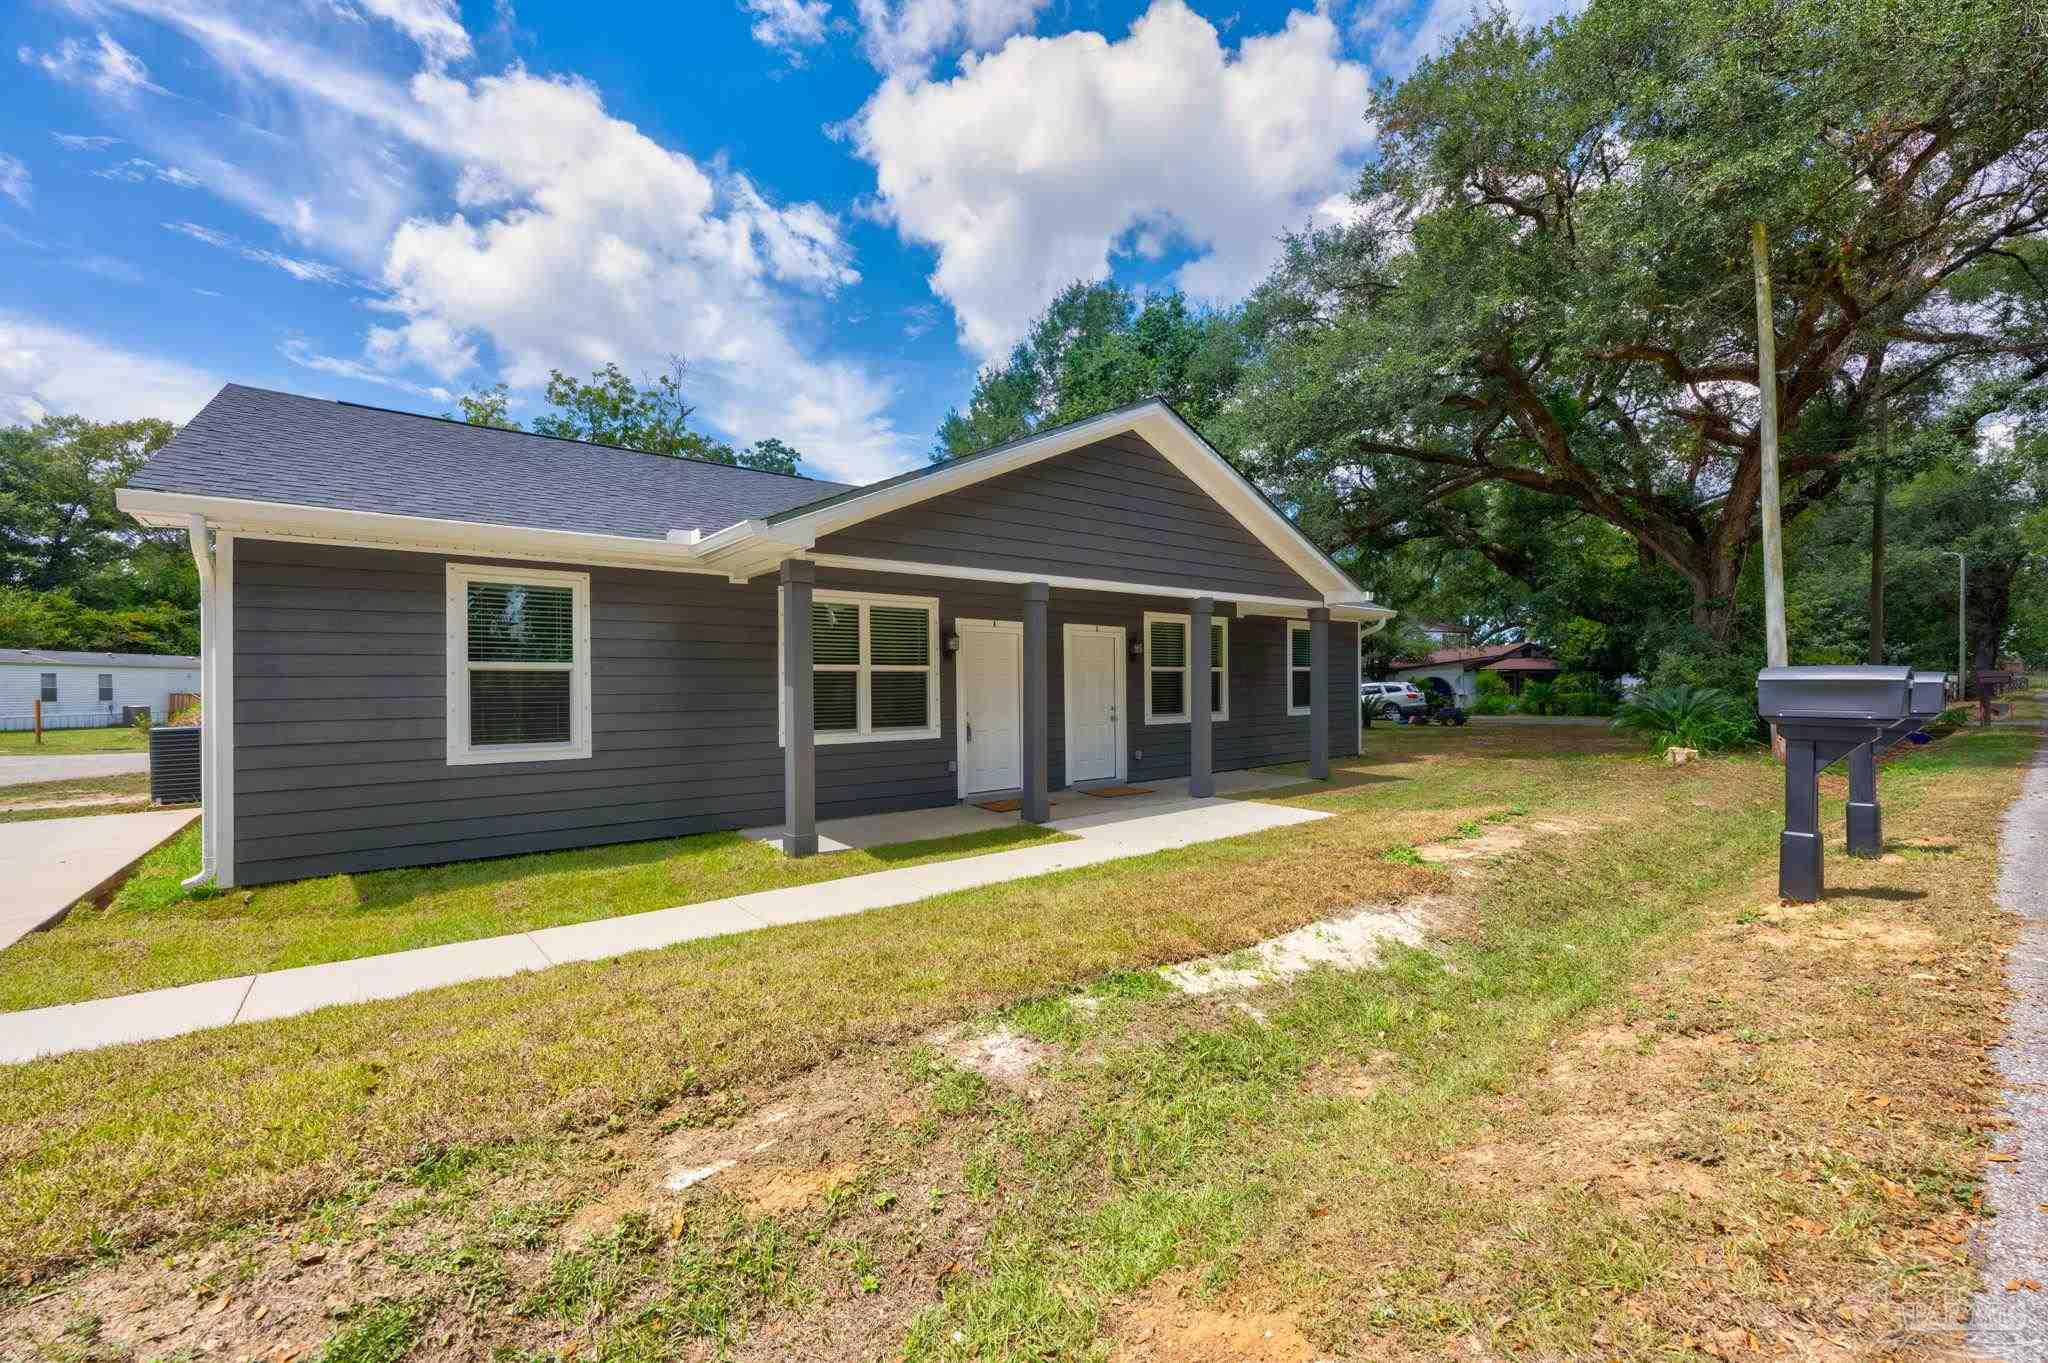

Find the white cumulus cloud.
[
  {"left": 742, "top": 0, "right": 833, "bottom": 54},
  {"left": 79, "top": 0, "right": 919, "bottom": 481},
  {"left": 852, "top": 1, "right": 1373, "bottom": 360},
  {"left": 0, "top": 314, "right": 222, "bottom": 424},
  {"left": 854, "top": 0, "right": 1047, "bottom": 72}
]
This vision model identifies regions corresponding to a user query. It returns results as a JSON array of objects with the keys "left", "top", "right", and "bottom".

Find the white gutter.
[{"left": 183, "top": 514, "right": 216, "bottom": 890}]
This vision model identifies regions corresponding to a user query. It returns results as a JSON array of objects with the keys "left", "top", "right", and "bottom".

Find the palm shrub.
[{"left": 1610, "top": 685, "right": 1758, "bottom": 753}]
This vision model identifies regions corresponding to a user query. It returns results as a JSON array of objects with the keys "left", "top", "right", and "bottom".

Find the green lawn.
[
  {"left": 1, "top": 721, "right": 2026, "bottom": 1359},
  {"left": 0, "top": 820, "right": 1072, "bottom": 1012},
  {"left": 0, "top": 726, "right": 149, "bottom": 756}
]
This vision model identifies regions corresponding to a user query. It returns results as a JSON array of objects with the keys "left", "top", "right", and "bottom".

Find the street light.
[{"left": 1944, "top": 551, "right": 1967, "bottom": 697}]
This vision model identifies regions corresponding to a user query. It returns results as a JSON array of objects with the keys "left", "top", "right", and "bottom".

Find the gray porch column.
[
  {"left": 1189, "top": 596, "right": 1214, "bottom": 797},
  {"left": 1021, "top": 581, "right": 1051, "bottom": 823},
  {"left": 780, "top": 559, "right": 817, "bottom": 857},
  {"left": 1308, "top": 606, "right": 1331, "bottom": 780}
]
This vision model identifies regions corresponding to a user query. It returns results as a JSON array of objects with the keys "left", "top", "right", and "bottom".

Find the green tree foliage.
[
  {"left": 450, "top": 359, "right": 805, "bottom": 473},
  {"left": 0, "top": 587, "right": 195, "bottom": 653},
  {"left": 449, "top": 382, "right": 518, "bottom": 430},
  {"left": 1790, "top": 435, "right": 2048, "bottom": 671},
  {"left": 0, "top": 416, "right": 198, "bottom": 652},
  {"left": 934, "top": 281, "right": 1245, "bottom": 459},
  {"left": 1225, "top": 0, "right": 2048, "bottom": 643}
]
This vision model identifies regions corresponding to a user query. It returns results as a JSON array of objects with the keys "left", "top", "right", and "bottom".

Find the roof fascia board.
[{"left": 117, "top": 489, "right": 733, "bottom": 576}]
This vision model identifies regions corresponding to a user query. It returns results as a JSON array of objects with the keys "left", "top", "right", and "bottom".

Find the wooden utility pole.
[
  {"left": 1753, "top": 223, "right": 1788, "bottom": 760},
  {"left": 33, "top": 698, "right": 42, "bottom": 746},
  {"left": 1752, "top": 223, "right": 1788, "bottom": 673}
]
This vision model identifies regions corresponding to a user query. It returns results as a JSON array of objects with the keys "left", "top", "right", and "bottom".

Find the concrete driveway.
[
  {"left": 0, "top": 808, "right": 197, "bottom": 951},
  {"left": 0, "top": 753, "right": 149, "bottom": 787}
]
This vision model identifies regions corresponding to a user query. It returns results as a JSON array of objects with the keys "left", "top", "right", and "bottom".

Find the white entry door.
[
  {"left": 958, "top": 622, "right": 1022, "bottom": 795},
  {"left": 1064, "top": 624, "right": 1124, "bottom": 785}
]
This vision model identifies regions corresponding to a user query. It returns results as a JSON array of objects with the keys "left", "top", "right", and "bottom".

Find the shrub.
[{"left": 1611, "top": 685, "right": 1759, "bottom": 753}]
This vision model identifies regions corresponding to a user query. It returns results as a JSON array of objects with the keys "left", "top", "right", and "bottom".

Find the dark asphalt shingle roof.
[{"left": 127, "top": 385, "right": 853, "bottom": 541}]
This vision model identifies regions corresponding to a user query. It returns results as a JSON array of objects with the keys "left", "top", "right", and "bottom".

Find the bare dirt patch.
[
  {"left": 934, "top": 1022, "right": 1056, "bottom": 1085},
  {"left": 1111, "top": 1278, "right": 1321, "bottom": 1363},
  {"left": 1161, "top": 898, "right": 1446, "bottom": 996}
]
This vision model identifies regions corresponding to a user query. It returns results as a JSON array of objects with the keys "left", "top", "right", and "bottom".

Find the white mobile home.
[{"left": 0, "top": 649, "right": 200, "bottom": 731}]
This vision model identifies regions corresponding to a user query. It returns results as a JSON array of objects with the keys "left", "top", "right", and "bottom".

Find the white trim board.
[
  {"left": 807, "top": 554, "right": 1390, "bottom": 620},
  {"left": 214, "top": 534, "right": 236, "bottom": 889}
]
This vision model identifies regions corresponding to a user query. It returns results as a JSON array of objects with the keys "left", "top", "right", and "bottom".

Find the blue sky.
[{"left": 0, "top": 0, "right": 1556, "bottom": 483}]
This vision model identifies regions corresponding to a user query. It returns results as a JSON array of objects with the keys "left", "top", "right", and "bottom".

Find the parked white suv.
[{"left": 1361, "top": 681, "right": 1428, "bottom": 716}]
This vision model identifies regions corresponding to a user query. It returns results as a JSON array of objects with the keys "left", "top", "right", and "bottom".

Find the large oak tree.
[{"left": 1224, "top": 0, "right": 2048, "bottom": 641}]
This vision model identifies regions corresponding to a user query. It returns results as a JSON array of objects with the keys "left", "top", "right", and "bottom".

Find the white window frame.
[
  {"left": 1287, "top": 620, "right": 1314, "bottom": 717},
  {"left": 98, "top": 672, "right": 114, "bottom": 703},
  {"left": 445, "top": 562, "right": 592, "bottom": 767},
  {"left": 39, "top": 673, "right": 57, "bottom": 703},
  {"left": 1142, "top": 611, "right": 1228, "bottom": 725},
  {"left": 778, "top": 588, "right": 941, "bottom": 746}
]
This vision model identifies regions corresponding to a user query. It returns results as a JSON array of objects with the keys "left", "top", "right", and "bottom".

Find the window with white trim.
[
  {"left": 445, "top": 563, "right": 592, "bottom": 765},
  {"left": 1287, "top": 621, "right": 1313, "bottom": 716},
  {"left": 98, "top": 673, "right": 114, "bottom": 703},
  {"left": 782, "top": 591, "right": 940, "bottom": 744},
  {"left": 39, "top": 673, "right": 56, "bottom": 703},
  {"left": 1143, "top": 612, "right": 1227, "bottom": 724}
]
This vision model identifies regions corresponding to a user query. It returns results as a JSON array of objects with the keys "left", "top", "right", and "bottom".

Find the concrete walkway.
[
  {"left": 0, "top": 752, "right": 149, "bottom": 787},
  {"left": 0, "top": 808, "right": 198, "bottom": 951},
  {"left": 0, "top": 784, "right": 1327, "bottom": 1065},
  {"left": 1969, "top": 696, "right": 2048, "bottom": 1358}
]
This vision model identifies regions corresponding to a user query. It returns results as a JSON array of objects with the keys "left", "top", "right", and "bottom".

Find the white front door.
[
  {"left": 958, "top": 623, "right": 1022, "bottom": 795},
  {"left": 1064, "top": 625, "right": 1123, "bottom": 785}
]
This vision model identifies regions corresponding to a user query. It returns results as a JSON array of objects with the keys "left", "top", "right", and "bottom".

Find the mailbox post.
[
  {"left": 1844, "top": 671, "right": 1950, "bottom": 857},
  {"left": 1756, "top": 666, "right": 1913, "bottom": 901}
]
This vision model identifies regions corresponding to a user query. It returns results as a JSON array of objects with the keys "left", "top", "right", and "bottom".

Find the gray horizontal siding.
[
  {"left": 230, "top": 539, "right": 1357, "bottom": 885},
  {"left": 814, "top": 433, "right": 1322, "bottom": 602}
]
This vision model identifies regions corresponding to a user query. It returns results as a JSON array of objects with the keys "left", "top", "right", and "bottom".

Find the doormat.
[
  {"left": 1080, "top": 785, "right": 1154, "bottom": 798},
  {"left": 975, "top": 799, "right": 1022, "bottom": 812}
]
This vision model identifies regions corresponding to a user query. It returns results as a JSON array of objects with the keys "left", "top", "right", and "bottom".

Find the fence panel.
[{"left": 0, "top": 705, "right": 130, "bottom": 734}]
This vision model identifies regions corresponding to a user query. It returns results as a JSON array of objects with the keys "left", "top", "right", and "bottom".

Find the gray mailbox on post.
[
  {"left": 1756, "top": 665, "right": 1913, "bottom": 902},
  {"left": 1842, "top": 670, "right": 1951, "bottom": 859}
]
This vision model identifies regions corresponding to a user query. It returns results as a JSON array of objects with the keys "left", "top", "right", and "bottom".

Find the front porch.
[{"left": 777, "top": 560, "right": 1352, "bottom": 857}]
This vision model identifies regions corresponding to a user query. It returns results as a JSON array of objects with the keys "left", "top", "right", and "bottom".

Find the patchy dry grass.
[
  {"left": 0, "top": 720, "right": 2031, "bottom": 1363},
  {"left": 0, "top": 772, "right": 156, "bottom": 826}
]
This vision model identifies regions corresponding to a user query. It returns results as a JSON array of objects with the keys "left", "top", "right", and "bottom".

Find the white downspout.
[{"left": 183, "top": 514, "right": 216, "bottom": 889}]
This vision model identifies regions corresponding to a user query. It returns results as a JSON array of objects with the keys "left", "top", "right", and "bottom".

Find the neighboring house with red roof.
[{"left": 1389, "top": 641, "right": 1559, "bottom": 706}]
